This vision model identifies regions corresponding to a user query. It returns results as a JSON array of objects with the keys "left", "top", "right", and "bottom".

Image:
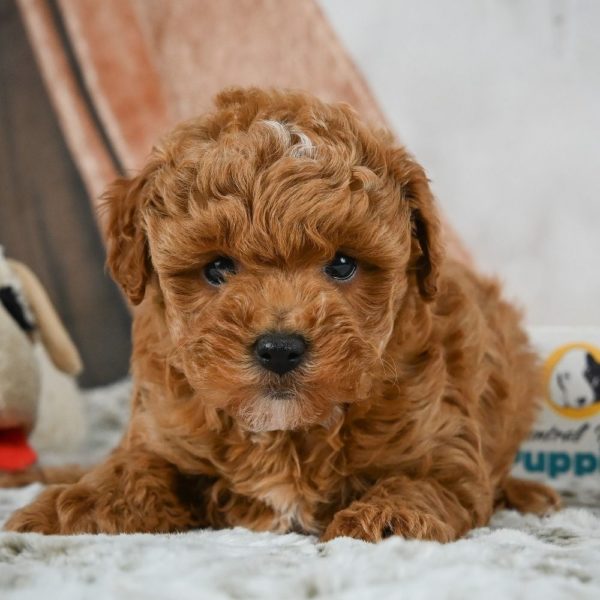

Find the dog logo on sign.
[{"left": 545, "top": 343, "right": 600, "bottom": 418}]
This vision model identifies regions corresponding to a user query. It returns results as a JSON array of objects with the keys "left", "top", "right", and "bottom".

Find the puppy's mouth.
[
  {"left": 264, "top": 387, "right": 296, "bottom": 401},
  {"left": 237, "top": 389, "right": 304, "bottom": 432}
]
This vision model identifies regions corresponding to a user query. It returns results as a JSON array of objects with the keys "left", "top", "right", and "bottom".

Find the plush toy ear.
[
  {"left": 389, "top": 148, "right": 444, "bottom": 301},
  {"left": 8, "top": 259, "right": 83, "bottom": 376},
  {"left": 102, "top": 168, "right": 155, "bottom": 306}
]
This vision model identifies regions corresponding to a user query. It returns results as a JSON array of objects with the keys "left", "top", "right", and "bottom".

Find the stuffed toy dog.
[{"left": 0, "top": 247, "right": 84, "bottom": 471}]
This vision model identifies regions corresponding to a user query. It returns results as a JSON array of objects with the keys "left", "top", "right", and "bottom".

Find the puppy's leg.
[
  {"left": 4, "top": 448, "right": 205, "bottom": 534},
  {"left": 498, "top": 477, "right": 561, "bottom": 515},
  {"left": 322, "top": 476, "right": 487, "bottom": 543}
]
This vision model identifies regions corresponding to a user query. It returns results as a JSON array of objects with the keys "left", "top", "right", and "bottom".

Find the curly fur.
[{"left": 5, "top": 88, "right": 559, "bottom": 541}]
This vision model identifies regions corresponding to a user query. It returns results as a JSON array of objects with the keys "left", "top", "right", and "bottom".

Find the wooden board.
[{"left": 0, "top": 0, "right": 131, "bottom": 387}]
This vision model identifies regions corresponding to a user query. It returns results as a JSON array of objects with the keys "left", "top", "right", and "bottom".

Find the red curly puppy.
[{"left": 5, "top": 88, "right": 559, "bottom": 541}]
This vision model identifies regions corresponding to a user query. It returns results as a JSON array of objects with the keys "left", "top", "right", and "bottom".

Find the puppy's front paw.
[
  {"left": 4, "top": 485, "right": 65, "bottom": 533},
  {"left": 321, "top": 501, "right": 456, "bottom": 543},
  {"left": 4, "top": 483, "right": 98, "bottom": 534}
]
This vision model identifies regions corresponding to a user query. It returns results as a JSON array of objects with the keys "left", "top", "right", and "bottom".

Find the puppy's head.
[{"left": 104, "top": 88, "right": 443, "bottom": 431}]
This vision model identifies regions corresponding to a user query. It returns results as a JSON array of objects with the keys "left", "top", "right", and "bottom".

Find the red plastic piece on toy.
[{"left": 0, "top": 427, "right": 37, "bottom": 471}]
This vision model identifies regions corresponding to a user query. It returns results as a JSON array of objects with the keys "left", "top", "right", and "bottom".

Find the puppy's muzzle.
[{"left": 254, "top": 333, "right": 307, "bottom": 376}]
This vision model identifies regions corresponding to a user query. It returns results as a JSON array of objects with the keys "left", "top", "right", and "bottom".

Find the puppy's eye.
[
  {"left": 324, "top": 253, "right": 357, "bottom": 281},
  {"left": 203, "top": 256, "right": 236, "bottom": 286}
]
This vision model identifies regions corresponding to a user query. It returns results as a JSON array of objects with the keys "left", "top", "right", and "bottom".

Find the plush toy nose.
[{"left": 254, "top": 333, "right": 307, "bottom": 376}]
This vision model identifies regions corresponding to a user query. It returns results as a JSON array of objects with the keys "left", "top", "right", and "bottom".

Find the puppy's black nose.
[{"left": 254, "top": 333, "right": 307, "bottom": 376}]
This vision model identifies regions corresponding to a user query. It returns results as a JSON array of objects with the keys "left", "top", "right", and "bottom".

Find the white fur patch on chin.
[
  {"left": 238, "top": 397, "right": 345, "bottom": 433},
  {"left": 238, "top": 396, "right": 307, "bottom": 432}
]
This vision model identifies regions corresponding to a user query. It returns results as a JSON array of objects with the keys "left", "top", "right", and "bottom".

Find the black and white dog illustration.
[{"left": 551, "top": 349, "right": 600, "bottom": 409}]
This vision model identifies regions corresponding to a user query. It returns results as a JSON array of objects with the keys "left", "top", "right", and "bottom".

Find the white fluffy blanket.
[{"left": 1, "top": 382, "right": 600, "bottom": 600}]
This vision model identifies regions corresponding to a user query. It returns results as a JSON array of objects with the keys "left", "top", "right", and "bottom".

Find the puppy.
[{"left": 5, "top": 88, "right": 560, "bottom": 541}]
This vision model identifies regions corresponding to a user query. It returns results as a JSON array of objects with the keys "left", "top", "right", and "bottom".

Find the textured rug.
[{"left": 1, "top": 381, "right": 600, "bottom": 600}]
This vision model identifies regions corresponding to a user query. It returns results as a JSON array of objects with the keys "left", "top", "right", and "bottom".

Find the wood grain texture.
[{"left": 0, "top": 0, "right": 131, "bottom": 387}]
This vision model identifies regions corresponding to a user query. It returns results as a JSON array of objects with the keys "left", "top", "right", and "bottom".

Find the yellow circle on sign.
[{"left": 543, "top": 342, "right": 600, "bottom": 419}]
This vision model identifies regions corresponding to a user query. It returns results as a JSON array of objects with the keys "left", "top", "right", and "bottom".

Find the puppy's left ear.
[{"left": 389, "top": 149, "right": 444, "bottom": 301}]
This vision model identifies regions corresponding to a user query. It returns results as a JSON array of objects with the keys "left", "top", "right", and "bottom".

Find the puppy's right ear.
[{"left": 101, "top": 170, "right": 154, "bottom": 305}]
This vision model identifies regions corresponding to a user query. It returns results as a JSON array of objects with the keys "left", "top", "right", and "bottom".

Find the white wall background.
[{"left": 319, "top": 0, "right": 599, "bottom": 326}]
